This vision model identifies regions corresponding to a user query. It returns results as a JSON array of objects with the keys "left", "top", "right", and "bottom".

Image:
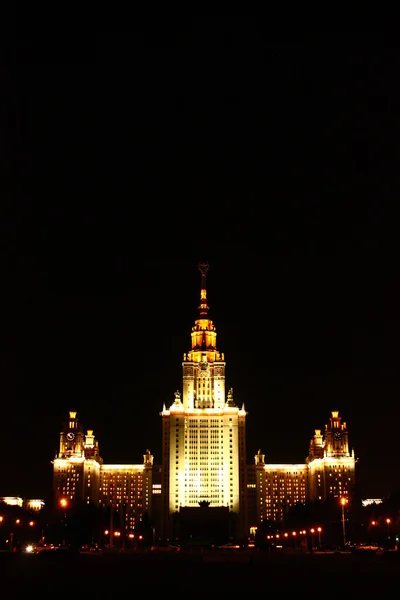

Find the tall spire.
[{"left": 198, "top": 262, "right": 209, "bottom": 317}]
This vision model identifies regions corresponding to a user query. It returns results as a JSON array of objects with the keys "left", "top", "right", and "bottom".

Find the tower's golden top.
[
  {"left": 185, "top": 263, "right": 218, "bottom": 358},
  {"left": 198, "top": 262, "right": 209, "bottom": 317}
]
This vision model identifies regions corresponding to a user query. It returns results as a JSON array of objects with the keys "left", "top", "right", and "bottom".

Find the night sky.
[{"left": 3, "top": 27, "right": 399, "bottom": 501}]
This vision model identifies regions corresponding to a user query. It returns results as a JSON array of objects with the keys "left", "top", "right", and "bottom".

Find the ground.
[{"left": 1, "top": 549, "right": 398, "bottom": 598}]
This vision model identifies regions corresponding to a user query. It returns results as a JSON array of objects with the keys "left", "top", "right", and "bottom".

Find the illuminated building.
[
  {"left": 0, "top": 497, "right": 45, "bottom": 511},
  {"left": 248, "top": 455, "right": 308, "bottom": 524},
  {"left": 247, "top": 411, "right": 356, "bottom": 525},
  {"left": 306, "top": 411, "right": 356, "bottom": 502},
  {"left": 52, "top": 264, "right": 356, "bottom": 538},
  {"left": 53, "top": 412, "right": 153, "bottom": 533},
  {"left": 362, "top": 498, "right": 383, "bottom": 507},
  {"left": 161, "top": 263, "right": 247, "bottom": 538}
]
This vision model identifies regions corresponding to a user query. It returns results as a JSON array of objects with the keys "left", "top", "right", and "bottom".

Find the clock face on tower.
[
  {"left": 66, "top": 432, "right": 75, "bottom": 441},
  {"left": 333, "top": 431, "right": 342, "bottom": 441}
]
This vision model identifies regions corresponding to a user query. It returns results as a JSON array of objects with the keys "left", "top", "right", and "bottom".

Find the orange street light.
[
  {"left": 340, "top": 498, "right": 348, "bottom": 546},
  {"left": 114, "top": 531, "right": 121, "bottom": 537},
  {"left": 104, "top": 530, "right": 109, "bottom": 535},
  {"left": 29, "top": 521, "right": 34, "bottom": 527},
  {"left": 386, "top": 518, "right": 392, "bottom": 539},
  {"left": 15, "top": 519, "right": 21, "bottom": 525},
  {"left": 310, "top": 528, "right": 315, "bottom": 550},
  {"left": 317, "top": 527, "right": 322, "bottom": 545},
  {"left": 292, "top": 531, "right": 297, "bottom": 536},
  {"left": 371, "top": 520, "right": 377, "bottom": 526},
  {"left": 0, "top": 516, "right": 3, "bottom": 522},
  {"left": 59, "top": 498, "right": 68, "bottom": 508}
]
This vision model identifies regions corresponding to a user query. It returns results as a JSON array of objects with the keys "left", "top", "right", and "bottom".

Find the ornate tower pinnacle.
[
  {"left": 186, "top": 262, "right": 220, "bottom": 361},
  {"left": 198, "top": 262, "right": 209, "bottom": 317}
]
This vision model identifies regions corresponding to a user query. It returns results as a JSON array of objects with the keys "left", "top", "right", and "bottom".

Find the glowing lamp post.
[
  {"left": 59, "top": 498, "right": 69, "bottom": 546},
  {"left": 317, "top": 527, "right": 322, "bottom": 546},
  {"left": 114, "top": 530, "right": 121, "bottom": 549},
  {"left": 386, "top": 518, "right": 391, "bottom": 540},
  {"left": 310, "top": 528, "right": 315, "bottom": 550},
  {"left": 340, "top": 498, "right": 348, "bottom": 547}
]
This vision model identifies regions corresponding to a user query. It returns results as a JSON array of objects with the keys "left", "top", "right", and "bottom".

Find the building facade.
[
  {"left": 0, "top": 497, "right": 45, "bottom": 511},
  {"left": 246, "top": 410, "right": 356, "bottom": 527},
  {"left": 52, "top": 265, "right": 356, "bottom": 540},
  {"left": 52, "top": 411, "right": 154, "bottom": 535},
  {"left": 161, "top": 263, "right": 247, "bottom": 538}
]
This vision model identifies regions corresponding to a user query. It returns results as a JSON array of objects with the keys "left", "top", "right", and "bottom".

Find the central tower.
[
  {"left": 182, "top": 262, "right": 226, "bottom": 410},
  {"left": 161, "top": 264, "right": 247, "bottom": 539}
]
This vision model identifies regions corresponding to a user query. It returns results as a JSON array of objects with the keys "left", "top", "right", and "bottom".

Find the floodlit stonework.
[{"left": 52, "top": 265, "right": 356, "bottom": 539}]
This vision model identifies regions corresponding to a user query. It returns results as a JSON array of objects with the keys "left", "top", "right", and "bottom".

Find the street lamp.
[
  {"left": 386, "top": 518, "right": 391, "bottom": 540},
  {"left": 59, "top": 498, "right": 69, "bottom": 546},
  {"left": 340, "top": 498, "right": 348, "bottom": 547},
  {"left": 317, "top": 527, "right": 322, "bottom": 546},
  {"left": 310, "top": 528, "right": 315, "bottom": 550},
  {"left": 114, "top": 530, "right": 121, "bottom": 549}
]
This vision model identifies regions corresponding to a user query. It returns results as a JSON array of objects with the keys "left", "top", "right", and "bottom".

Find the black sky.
[{"left": 3, "top": 26, "right": 400, "bottom": 500}]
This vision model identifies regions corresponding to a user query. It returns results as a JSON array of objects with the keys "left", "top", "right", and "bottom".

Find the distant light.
[
  {"left": 104, "top": 530, "right": 109, "bottom": 535},
  {"left": 362, "top": 498, "right": 383, "bottom": 507},
  {"left": 26, "top": 545, "right": 34, "bottom": 553},
  {"left": 29, "top": 521, "right": 34, "bottom": 526}
]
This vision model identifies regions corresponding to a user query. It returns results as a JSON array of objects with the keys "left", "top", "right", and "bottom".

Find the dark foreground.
[{"left": 1, "top": 550, "right": 398, "bottom": 598}]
